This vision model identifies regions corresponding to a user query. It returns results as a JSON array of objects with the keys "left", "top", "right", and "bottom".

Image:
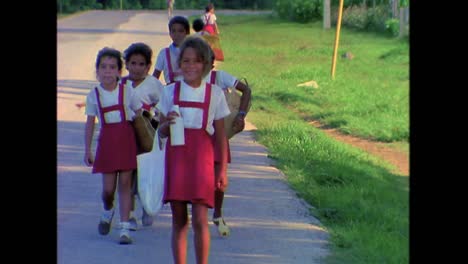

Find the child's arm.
[
  {"left": 153, "top": 50, "right": 165, "bottom": 79},
  {"left": 232, "top": 80, "right": 252, "bottom": 133},
  {"left": 84, "top": 115, "right": 96, "bottom": 166},
  {"left": 152, "top": 69, "right": 162, "bottom": 79},
  {"left": 214, "top": 118, "right": 228, "bottom": 191}
]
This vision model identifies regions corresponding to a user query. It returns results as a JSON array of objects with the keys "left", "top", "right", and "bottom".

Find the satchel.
[
  {"left": 223, "top": 78, "right": 252, "bottom": 139},
  {"left": 132, "top": 110, "right": 156, "bottom": 153}
]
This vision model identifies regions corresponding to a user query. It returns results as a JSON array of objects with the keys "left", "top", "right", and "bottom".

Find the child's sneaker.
[
  {"left": 142, "top": 209, "right": 153, "bottom": 226},
  {"left": 129, "top": 216, "right": 138, "bottom": 231},
  {"left": 119, "top": 222, "right": 133, "bottom": 244},
  {"left": 98, "top": 208, "right": 114, "bottom": 235},
  {"left": 213, "top": 217, "right": 230, "bottom": 237}
]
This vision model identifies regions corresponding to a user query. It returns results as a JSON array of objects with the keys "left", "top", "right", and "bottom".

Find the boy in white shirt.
[{"left": 152, "top": 16, "right": 190, "bottom": 84}]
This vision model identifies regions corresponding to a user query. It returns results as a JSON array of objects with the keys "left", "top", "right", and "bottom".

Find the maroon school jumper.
[
  {"left": 92, "top": 83, "right": 138, "bottom": 174},
  {"left": 207, "top": 71, "right": 231, "bottom": 163},
  {"left": 163, "top": 81, "right": 215, "bottom": 208}
]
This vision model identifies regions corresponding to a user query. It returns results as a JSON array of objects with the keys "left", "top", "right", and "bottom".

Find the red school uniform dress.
[
  {"left": 91, "top": 82, "right": 138, "bottom": 174},
  {"left": 162, "top": 81, "right": 228, "bottom": 208}
]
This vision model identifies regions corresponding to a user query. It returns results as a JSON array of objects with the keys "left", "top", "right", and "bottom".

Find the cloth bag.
[
  {"left": 132, "top": 110, "right": 156, "bottom": 153},
  {"left": 137, "top": 129, "right": 166, "bottom": 216}
]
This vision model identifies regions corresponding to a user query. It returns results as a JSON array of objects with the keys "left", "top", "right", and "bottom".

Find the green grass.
[
  {"left": 209, "top": 14, "right": 409, "bottom": 263},
  {"left": 216, "top": 15, "right": 409, "bottom": 143}
]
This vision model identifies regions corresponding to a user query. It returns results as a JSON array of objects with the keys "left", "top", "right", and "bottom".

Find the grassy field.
[{"left": 202, "top": 14, "right": 409, "bottom": 263}]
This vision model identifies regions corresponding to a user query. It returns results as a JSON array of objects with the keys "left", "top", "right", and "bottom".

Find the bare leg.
[
  {"left": 118, "top": 170, "right": 133, "bottom": 222},
  {"left": 212, "top": 162, "right": 230, "bottom": 236},
  {"left": 171, "top": 201, "right": 189, "bottom": 264},
  {"left": 130, "top": 170, "right": 137, "bottom": 212},
  {"left": 213, "top": 162, "right": 224, "bottom": 218},
  {"left": 192, "top": 203, "right": 210, "bottom": 264},
  {"left": 99, "top": 173, "right": 118, "bottom": 235},
  {"left": 102, "top": 173, "right": 118, "bottom": 210},
  {"left": 213, "top": 190, "right": 224, "bottom": 218}
]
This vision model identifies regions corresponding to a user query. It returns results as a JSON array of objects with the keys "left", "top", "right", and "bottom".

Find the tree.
[{"left": 324, "top": 0, "right": 331, "bottom": 29}]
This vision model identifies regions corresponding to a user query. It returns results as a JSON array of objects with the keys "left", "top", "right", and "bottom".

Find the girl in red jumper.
[{"left": 157, "top": 36, "right": 229, "bottom": 264}]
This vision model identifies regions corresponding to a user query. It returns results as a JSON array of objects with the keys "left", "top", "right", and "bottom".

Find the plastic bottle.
[{"left": 170, "top": 105, "right": 185, "bottom": 146}]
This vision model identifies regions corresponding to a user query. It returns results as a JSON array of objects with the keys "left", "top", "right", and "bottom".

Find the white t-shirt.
[
  {"left": 155, "top": 43, "right": 183, "bottom": 84},
  {"left": 125, "top": 75, "right": 164, "bottom": 115},
  {"left": 204, "top": 70, "right": 238, "bottom": 90},
  {"left": 157, "top": 80, "right": 230, "bottom": 135},
  {"left": 85, "top": 83, "right": 142, "bottom": 124}
]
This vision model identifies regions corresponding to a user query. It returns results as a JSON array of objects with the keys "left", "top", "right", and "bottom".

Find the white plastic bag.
[{"left": 137, "top": 129, "right": 166, "bottom": 216}]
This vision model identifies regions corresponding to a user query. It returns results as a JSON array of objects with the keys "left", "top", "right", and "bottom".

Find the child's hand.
[
  {"left": 158, "top": 110, "right": 180, "bottom": 137},
  {"left": 84, "top": 152, "right": 94, "bottom": 166},
  {"left": 215, "top": 170, "right": 228, "bottom": 192},
  {"left": 165, "top": 110, "right": 179, "bottom": 123}
]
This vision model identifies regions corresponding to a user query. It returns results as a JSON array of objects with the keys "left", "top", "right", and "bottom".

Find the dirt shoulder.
[{"left": 309, "top": 120, "right": 409, "bottom": 176}]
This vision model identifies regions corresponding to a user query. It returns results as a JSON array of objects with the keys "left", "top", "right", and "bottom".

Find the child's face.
[
  {"left": 170, "top": 23, "right": 188, "bottom": 46},
  {"left": 126, "top": 54, "right": 150, "bottom": 81},
  {"left": 97, "top": 56, "right": 121, "bottom": 86},
  {"left": 180, "top": 47, "right": 204, "bottom": 85}
]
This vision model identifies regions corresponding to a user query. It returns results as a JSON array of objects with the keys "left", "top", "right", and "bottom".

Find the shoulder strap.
[{"left": 210, "top": 70, "right": 217, "bottom": 84}]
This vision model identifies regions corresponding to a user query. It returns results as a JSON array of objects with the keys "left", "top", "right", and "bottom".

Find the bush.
[
  {"left": 366, "top": 5, "right": 390, "bottom": 31},
  {"left": 342, "top": 4, "right": 368, "bottom": 30},
  {"left": 385, "top": 18, "right": 399, "bottom": 37},
  {"left": 274, "top": 0, "right": 321, "bottom": 23}
]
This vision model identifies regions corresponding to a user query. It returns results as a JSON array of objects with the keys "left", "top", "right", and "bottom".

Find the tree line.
[{"left": 57, "top": 0, "right": 275, "bottom": 14}]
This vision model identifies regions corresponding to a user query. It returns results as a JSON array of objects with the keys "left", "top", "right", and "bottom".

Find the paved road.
[{"left": 57, "top": 10, "right": 329, "bottom": 264}]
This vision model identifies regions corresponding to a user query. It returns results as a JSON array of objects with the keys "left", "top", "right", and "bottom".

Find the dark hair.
[
  {"left": 123, "top": 42, "right": 153, "bottom": 65},
  {"left": 205, "top": 3, "right": 214, "bottom": 13},
  {"left": 192, "top": 18, "right": 205, "bottom": 33},
  {"left": 168, "top": 16, "right": 190, "bottom": 34},
  {"left": 95, "top": 47, "right": 123, "bottom": 71},
  {"left": 177, "top": 36, "right": 213, "bottom": 78}
]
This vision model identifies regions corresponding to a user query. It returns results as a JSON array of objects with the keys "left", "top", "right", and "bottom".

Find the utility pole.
[{"left": 120, "top": 0, "right": 123, "bottom": 10}]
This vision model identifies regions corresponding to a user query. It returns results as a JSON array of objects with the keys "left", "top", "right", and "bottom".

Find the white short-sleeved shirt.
[
  {"left": 202, "top": 13, "right": 217, "bottom": 25},
  {"left": 126, "top": 75, "right": 163, "bottom": 114},
  {"left": 155, "top": 43, "right": 183, "bottom": 84},
  {"left": 157, "top": 80, "right": 230, "bottom": 135},
  {"left": 85, "top": 83, "right": 142, "bottom": 124},
  {"left": 204, "top": 70, "right": 238, "bottom": 90}
]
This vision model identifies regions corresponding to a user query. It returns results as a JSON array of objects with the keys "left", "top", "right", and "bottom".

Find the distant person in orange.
[
  {"left": 167, "top": 0, "right": 175, "bottom": 19},
  {"left": 202, "top": 3, "right": 219, "bottom": 35}
]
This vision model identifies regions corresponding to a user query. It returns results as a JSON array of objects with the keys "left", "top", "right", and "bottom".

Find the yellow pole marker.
[{"left": 331, "top": 0, "right": 345, "bottom": 80}]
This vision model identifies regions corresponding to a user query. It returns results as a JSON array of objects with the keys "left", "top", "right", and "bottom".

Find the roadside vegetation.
[{"left": 212, "top": 14, "right": 409, "bottom": 263}]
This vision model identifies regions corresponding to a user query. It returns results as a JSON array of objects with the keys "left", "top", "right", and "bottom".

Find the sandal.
[{"left": 213, "top": 217, "right": 230, "bottom": 237}]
